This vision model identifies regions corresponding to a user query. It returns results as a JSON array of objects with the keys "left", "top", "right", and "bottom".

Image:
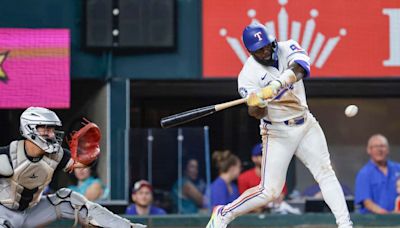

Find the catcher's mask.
[{"left": 20, "top": 107, "right": 64, "bottom": 153}]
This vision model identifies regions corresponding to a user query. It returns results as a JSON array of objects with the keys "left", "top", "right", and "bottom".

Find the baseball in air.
[{"left": 345, "top": 105, "right": 358, "bottom": 117}]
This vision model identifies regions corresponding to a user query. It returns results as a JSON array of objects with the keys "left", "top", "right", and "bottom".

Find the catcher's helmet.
[
  {"left": 20, "top": 107, "right": 63, "bottom": 153},
  {"left": 242, "top": 22, "right": 276, "bottom": 52}
]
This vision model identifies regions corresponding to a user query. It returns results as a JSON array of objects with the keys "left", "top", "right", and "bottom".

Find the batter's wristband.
[{"left": 280, "top": 69, "right": 297, "bottom": 87}]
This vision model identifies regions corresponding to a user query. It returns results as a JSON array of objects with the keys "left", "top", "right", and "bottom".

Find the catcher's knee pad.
[
  {"left": 47, "top": 188, "right": 88, "bottom": 210},
  {"left": 47, "top": 188, "right": 133, "bottom": 228},
  {"left": 0, "top": 218, "right": 13, "bottom": 228}
]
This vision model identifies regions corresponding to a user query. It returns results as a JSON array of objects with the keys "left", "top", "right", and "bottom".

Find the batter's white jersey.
[
  {"left": 238, "top": 40, "right": 310, "bottom": 122},
  {"left": 207, "top": 39, "right": 353, "bottom": 228}
]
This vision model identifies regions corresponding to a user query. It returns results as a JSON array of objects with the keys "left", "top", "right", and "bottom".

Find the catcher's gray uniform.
[{"left": 0, "top": 140, "right": 145, "bottom": 228}]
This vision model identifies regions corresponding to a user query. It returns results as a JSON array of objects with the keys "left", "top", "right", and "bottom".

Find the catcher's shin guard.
[{"left": 47, "top": 188, "right": 146, "bottom": 228}]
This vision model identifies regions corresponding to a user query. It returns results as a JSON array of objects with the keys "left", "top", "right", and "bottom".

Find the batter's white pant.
[{"left": 219, "top": 112, "right": 352, "bottom": 228}]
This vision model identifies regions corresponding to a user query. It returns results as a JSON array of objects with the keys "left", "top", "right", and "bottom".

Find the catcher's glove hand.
[{"left": 67, "top": 118, "right": 101, "bottom": 171}]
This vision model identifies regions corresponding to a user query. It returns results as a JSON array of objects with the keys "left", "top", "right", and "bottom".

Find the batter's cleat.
[{"left": 206, "top": 205, "right": 227, "bottom": 228}]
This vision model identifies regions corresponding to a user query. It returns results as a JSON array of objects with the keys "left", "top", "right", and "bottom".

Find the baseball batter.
[
  {"left": 0, "top": 107, "right": 146, "bottom": 228},
  {"left": 206, "top": 23, "right": 353, "bottom": 228}
]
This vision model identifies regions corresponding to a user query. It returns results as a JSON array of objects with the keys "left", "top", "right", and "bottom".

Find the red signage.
[{"left": 203, "top": 0, "right": 400, "bottom": 78}]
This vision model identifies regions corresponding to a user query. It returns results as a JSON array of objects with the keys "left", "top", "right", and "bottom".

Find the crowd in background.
[
  {"left": 45, "top": 133, "right": 399, "bottom": 216},
  {"left": 125, "top": 133, "right": 400, "bottom": 216}
]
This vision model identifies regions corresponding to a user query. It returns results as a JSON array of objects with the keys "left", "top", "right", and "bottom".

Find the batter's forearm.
[
  {"left": 277, "top": 63, "right": 305, "bottom": 88},
  {"left": 248, "top": 106, "right": 267, "bottom": 119},
  {"left": 289, "top": 62, "right": 306, "bottom": 81}
]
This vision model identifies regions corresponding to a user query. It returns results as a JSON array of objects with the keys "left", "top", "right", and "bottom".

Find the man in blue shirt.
[
  {"left": 355, "top": 134, "right": 400, "bottom": 214},
  {"left": 126, "top": 180, "right": 167, "bottom": 215}
]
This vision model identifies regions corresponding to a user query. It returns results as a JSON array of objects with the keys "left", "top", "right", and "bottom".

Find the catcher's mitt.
[{"left": 67, "top": 118, "right": 101, "bottom": 169}]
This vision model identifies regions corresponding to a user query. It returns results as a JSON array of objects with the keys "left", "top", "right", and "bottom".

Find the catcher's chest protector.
[{"left": 0, "top": 140, "right": 63, "bottom": 210}]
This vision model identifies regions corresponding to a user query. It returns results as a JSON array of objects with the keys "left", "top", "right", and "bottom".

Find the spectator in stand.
[
  {"left": 210, "top": 150, "right": 241, "bottom": 208},
  {"left": 126, "top": 180, "right": 167, "bottom": 215},
  {"left": 355, "top": 134, "right": 400, "bottom": 214},
  {"left": 172, "top": 158, "right": 207, "bottom": 214},
  {"left": 68, "top": 166, "right": 107, "bottom": 201}
]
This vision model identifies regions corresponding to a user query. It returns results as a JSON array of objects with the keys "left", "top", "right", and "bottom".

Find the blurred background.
[{"left": 0, "top": 0, "right": 399, "bottom": 227}]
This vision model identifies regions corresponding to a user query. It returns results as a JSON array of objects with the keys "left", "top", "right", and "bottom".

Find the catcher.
[{"left": 0, "top": 107, "right": 146, "bottom": 228}]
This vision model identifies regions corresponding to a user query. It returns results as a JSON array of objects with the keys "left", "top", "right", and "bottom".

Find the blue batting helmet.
[{"left": 242, "top": 23, "right": 275, "bottom": 52}]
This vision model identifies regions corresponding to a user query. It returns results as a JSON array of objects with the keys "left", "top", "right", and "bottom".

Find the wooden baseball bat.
[{"left": 160, "top": 98, "right": 247, "bottom": 128}]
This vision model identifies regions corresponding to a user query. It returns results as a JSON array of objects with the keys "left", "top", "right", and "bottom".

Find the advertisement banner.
[
  {"left": 203, "top": 0, "right": 400, "bottom": 78},
  {"left": 0, "top": 29, "right": 70, "bottom": 108}
]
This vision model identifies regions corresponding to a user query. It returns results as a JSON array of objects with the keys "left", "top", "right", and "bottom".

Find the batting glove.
[
  {"left": 258, "top": 80, "right": 283, "bottom": 99},
  {"left": 247, "top": 92, "right": 268, "bottom": 108}
]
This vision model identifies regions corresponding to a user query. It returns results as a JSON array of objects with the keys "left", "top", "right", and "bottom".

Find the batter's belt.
[{"left": 263, "top": 114, "right": 307, "bottom": 126}]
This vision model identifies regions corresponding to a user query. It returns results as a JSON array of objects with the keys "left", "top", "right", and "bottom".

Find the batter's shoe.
[{"left": 206, "top": 205, "right": 227, "bottom": 228}]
